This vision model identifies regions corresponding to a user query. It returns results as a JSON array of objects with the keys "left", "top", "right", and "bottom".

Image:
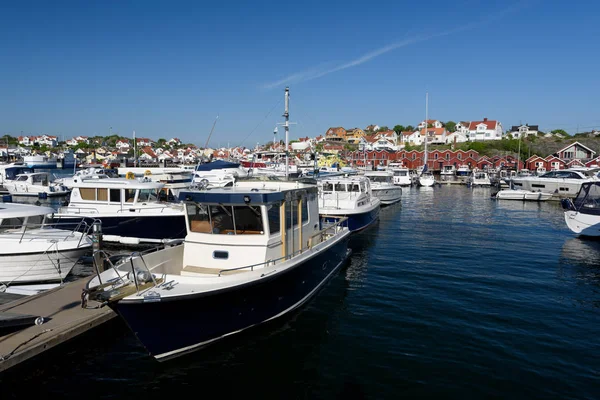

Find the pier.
[{"left": 0, "top": 277, "right": 115, "bottom": 372}]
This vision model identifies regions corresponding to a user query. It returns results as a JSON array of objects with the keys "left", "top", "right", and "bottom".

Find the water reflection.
[{"left": 559, "top": 237, "right": 600, "bottom": 307}]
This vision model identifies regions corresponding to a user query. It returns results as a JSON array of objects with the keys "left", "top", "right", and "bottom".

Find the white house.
[
  {"left": 116, "top": 140, "right": 131, "bottom": 150},
  {"left": 18, "top": 136, "right": 36, "bottom": 146},
  {"left": 445, "top": 132, "right": 469, "bottom": 145},
  {"left": 167, "top": 138, "right": 182, "bottom": 146},
  {"left": 509, "top": 124, "right": 538, "bottom": 139},
  {"left": 455, "top": 122, "right": 470, "bottom": 135},
  {"left": 467, "top": 118, "right": 504, "bottom": 141},
  {"left": 417, "top": 119, "right": 444, "bottom": 129},
  {"left": 36, "top": 134, "right": 58, "bottom": 147}
]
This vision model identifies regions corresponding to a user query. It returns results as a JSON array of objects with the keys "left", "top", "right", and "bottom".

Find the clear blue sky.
[{"left": 1, "top": 0, "right": 598, "bottom": 148}]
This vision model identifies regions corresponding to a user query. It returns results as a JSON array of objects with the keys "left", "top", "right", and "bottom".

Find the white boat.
[
  {"left": 511, "top": 167, "right": 600, "bottom": 198},
  {"left": 440, "top": 165, "right": 457, "bottom": 177},
  {"left": 0, "top": 163, "right": 34, "bottom": 188},
  {"left": 364, "top": 170, "right": 402, "bottom": 205},
  {"left": 117, "top": 167, "right": 193, "bottom": 200},
  {"left": 55, "top": 167, "right": 118, "bottom": 189},
  {"left": 494, "top": 189, "right": 553, "bottom": 201},
  {"left": 418, "top": 171, "right": 435, "bottom": 187},
  {"left": 387, "top": 163, "right": 412, "bottom": 186},
  {"left": 456, "top": 164, "right": 471, "bottom": 177},
  {"left": 53, "top": 176, "right": 187, "bottom": 244},
  {"left": 317, "top": 175, "right": 381, "bottom": 232},
  {"left": 3, "top": 172, "right": 70, "bottom": 197},
  {"left": 0, "top": 203, "right": 92, "bottom": 286},
  {"left": 196, "top": 160, "right": 249, "bottom": 178},
  {"left": 22, "top": 154, "right": 57, "bottom": 169},
  {"left": 192, "top": 170, "right": 236, "bottom": 188},
  {"left": 469, "top": 171, "right": 492, "bottom": 187},
  {"left": 81, "top": 179, "right": 351, "bottom": 361},
  {"left": 562, "top": 181, "right": 600, "bottom": 236}
]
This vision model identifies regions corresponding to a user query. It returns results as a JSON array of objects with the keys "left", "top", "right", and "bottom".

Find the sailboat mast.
[
  {"left": 424, "top": 92, "right": 428, "bottom": 172},
  {"left": 283, "top": 87, "right": 290, "bottom": 180}
]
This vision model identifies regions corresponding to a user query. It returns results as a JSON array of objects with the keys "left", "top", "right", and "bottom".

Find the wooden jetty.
[{"left": 0, "top": 277, "right": 115, "bottom": 372}]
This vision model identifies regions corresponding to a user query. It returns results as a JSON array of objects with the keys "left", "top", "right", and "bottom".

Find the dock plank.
[{"left": 0, "top": 277, "right": 116, "bottom": 372}]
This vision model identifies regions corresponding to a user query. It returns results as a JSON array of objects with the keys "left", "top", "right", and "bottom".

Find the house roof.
[
  {"left": 468, "top": 120, "right": 498, "bottom": 130},
  {"left": 555, "top": 141, "right": 596, "bottom": 156}
]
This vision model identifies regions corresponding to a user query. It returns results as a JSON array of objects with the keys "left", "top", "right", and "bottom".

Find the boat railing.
[{"left": 2, "top": 216, "right": 99, "bottom": 245}]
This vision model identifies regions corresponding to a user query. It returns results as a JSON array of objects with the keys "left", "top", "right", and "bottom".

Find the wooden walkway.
[{"left": 0, "top": 277, "right": 116, "bottom": 372}]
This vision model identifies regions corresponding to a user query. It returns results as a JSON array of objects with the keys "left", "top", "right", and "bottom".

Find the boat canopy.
[
  {"left": 195, "top": 160, "right": 241, "bottom": 171},
  {"left": 570, "top": 182, "right": 600, "bottom": 215},
  {"left": 0, "top": 203, "right": 55, "bottom": 219}
]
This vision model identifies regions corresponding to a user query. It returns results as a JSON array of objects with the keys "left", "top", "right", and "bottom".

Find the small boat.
[
  {"left": 196, "top": 160, "right": 250, "bottom": 179},
  {"left": 387, "top": 163, "right": 411, "bottom": 186},
  {"left": 561, "top": 181, "right": 600, "bottom": 236},
  {"left": 469, "top": 171, "right": 492, "bottom": 187},
  {"left": 0, "top": 203, "right": 92, "bottom": 286},
  {"left": 81, "top": 179, "right": 351, "bottom": 361},
  {"left": 192, "top": 170, "right": 236, "bottom": 188},
  {"left": 456, "top": 164, "right": 471, "bottom": 177},
  {"left": 364, "top": 170, "right": 402, "bottom": 205},
  {"left": 511, "top": 167, "right": 600, "bottom": 198},
  {"left": 440, "top": 165, "right": 457, "bottom": 177},
  {"left": 317, "top": 175, "right": 380, "bottom": 232},
  {"left": 55, "top": 167, "right": 118, "bottom": 189},
  {"left": 417, "top": 171, "right": 435, "bottom": 187},
  {"left": 53, "top": 176, "right": 187, "bottom": 244},
  {"left": 494, "top": 189, "right": 553, "bottom": 201},
  {"left": 3, "top": 172, "right": 70, "bottom": 197}
]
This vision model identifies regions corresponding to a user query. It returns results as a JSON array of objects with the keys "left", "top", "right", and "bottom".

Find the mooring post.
[{"left": 91, "top": 220, "right": 104, "bottom": 272}]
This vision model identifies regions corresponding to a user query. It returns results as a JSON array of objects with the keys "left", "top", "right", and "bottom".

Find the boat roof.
[
  {"left": 69, "top": 177, "right": 165, "bottom": 189},
  {"left": 0, "top": 202, "right": 55, "bottom": 218},
  {"left": 317, "top": 175, "right": 370, "bottom": 183},
  {"left": 179, "top": 179, "right": 317, "bottom": 204},
  {"left": 16, "top": 172, "right": 50, "bottom": 177},
  {"left": 365, "top": 170, "right": 393, "bottom": 176},
  {"left": 195, "top": 160, "right": 242, "bottom": 171}
]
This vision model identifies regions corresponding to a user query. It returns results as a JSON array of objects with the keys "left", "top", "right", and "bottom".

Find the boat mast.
[
  {"left": 423, "top": 92, "right": 428, "bottom": 174},
  {"left": 283, "top": 87, "right": 290, "bottom": 180}
]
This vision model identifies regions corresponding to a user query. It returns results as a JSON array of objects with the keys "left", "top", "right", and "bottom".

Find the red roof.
[{"left": 468, "top": 120, "right": 498, "bottom": 130}]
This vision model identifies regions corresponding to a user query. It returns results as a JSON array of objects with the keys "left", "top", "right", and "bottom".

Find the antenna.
[
  {"left": 276, "top": 87, "right": 296, "bottom": 180},
  {"left": 204, "top": 114, "right": 219, "bottom": 149}
]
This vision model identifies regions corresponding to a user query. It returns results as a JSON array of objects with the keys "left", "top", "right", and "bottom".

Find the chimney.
[{"left": 483, "top": 117, "right": 488, "bottom": 122}]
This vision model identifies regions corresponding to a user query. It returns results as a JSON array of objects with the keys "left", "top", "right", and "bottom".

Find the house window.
[
  {"left": 458, "top": 154, "right": 462, "bottom": 160},
  {"left": 445, "top": 153, "right": 450, "bottom": 160},
  {"left": 412, "top": 154, "right": 416, "bottom": 160},
  {"left": 434, "top": 153, "right": 438, "bottom": 160}
]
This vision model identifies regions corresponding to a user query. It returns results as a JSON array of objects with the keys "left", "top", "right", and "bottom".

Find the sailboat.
[{"left": 418, "top": 93, "right": 435, "bottom": 187}]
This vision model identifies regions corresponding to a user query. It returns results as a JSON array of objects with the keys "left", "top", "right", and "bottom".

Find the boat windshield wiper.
[
  {"left": 247, "top": 205, "right": 261, "bottom": 217},
  {"left": 218, "top": 204, "right": 232, "bottom": 217}
]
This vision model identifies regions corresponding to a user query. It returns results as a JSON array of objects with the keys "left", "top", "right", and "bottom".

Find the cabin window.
[
  {"left": 109, "top": 189, "right": 121, "bottom": 202},
  {"left": 187, "top": 204, "right": 264, "bottom": 235},
  {"left": 322, "top": 183, "right": 333, "bottom": 192},
  {"left": 26, "top": 215, "right": 44, "bottom": 227},
  {"left": 125, "top": 189, "right": 136, "bottom": 203},
  {"left": 0, "top": 217, "right": 25, "bottom": 232},
  {"left": 231, "top": 206, "right": 263, "bottom": 234},
  {"left": 268, "top": 203, "right": 281, "bottom": 234},
  {"left": 187, "top": 204, "right": 212, "bottom": 233},
  {"left": 138, "top": 189, "right": 157, "bottom": 202},
  {"left": 80, "top": 188, "right": 96, "bottom": 200},
  {"left": 97, "top": 188, "right": 108, "bottom": 201},
  {"left": 334, "top": 183, "right": 346, "bottom": 192}
]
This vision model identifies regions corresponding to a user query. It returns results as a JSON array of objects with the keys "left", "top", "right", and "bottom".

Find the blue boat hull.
[
  {"left": 322, "top": 207, "right": 380, "bottom": 232},
  {"left": 113, "top": 237, "right": 350, "bottom": 360},
  {"left": 54, "top": 214, "right": 187, "bottom": 242}
]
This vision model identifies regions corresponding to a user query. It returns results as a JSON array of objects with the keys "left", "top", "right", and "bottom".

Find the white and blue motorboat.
[
  {"left": 52, "top": 176, "right": 187, "bottom": 244},
  {"left": 81, "top": 178, "right": 351, "bottom": 361},
  {"left": 317, "top": 175, "right": 380, "bottom": 232},
  {"left": 364, "top": 170, "right": 402, "bottom": 206}
]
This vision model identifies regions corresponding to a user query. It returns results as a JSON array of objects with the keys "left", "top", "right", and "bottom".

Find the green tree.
[
  {"left": 393, "top": 125, "right": 405, "bottom": 134},
  {"left": 376, "top": 126, "right": 389, "bottom": 132},
  {"left": 405, "top": 125, "right": 415, "bottom": 132},
  {"left": 445, "top": 121, "right": 456, "bottom": 132}
]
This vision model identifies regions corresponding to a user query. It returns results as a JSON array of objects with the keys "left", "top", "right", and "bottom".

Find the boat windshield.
[
  {"left": 187, "top": 203, "right": 264, "bottom": 235},
  {"left": 573, "top": 183, "right": 600, "bottom": 214},
  {"left": 0, "top": 215, "right": 45, "bottom": 233},
  {"left": 368, "top": 176, "right": 391, "bottom": 183}
]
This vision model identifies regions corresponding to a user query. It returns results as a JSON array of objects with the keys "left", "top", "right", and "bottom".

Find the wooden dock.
[{"left": 0, "top": 277, "right": 116, "bottom": 372}]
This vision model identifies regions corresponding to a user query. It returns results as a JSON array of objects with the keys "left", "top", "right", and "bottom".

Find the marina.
[{"left": 1, "top": 185, "right": 599, "bottom": 399}]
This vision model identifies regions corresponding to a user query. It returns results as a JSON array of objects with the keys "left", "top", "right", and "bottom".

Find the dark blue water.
[{"left": 2, "top": 185, "right": 599, "bottom": 399}]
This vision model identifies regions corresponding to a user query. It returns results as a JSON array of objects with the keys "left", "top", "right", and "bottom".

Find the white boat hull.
[
  {"left": 418, "top": 176, "right": 435, "bottom": 187},
  {"left": 0, "top": 247, "right": 88, "bottom": 284},
  {"left": 495, "top": 189, "right": 553, "bottom": 201},
  {"left": 371, "top": 187, "right": 402, "bottom": 205},
  {"left": 564, "top": 210, "right": 600, "bottom": 236}
]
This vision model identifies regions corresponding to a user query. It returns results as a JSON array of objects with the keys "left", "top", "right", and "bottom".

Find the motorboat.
[
  {"left": 561, "top": 181, "right": 600, "bottom": 236},
  {"left": 440, "top": 165, "right": 457, "bottom": 178},
  {"left": 81, "top": 179, "right": 351, "bottom": 361},
  {"left": 387, "top": 163, "right": 412, "bottom": 186},
  {"left": 364, "top": 170, "right": 402, "bottom": 206},
  {"left": 317, "top": 175, "right": 380, "bottom": 232},
  {"left": 196, "top": 160, "right": 249, "bottom": 179},
  {"left": 469, "top": 171, "right": 492, "bottom": 187},
  {"left": 22, "top": 154, "right": 57, "bottom": 169},
  {"left": 192, "top": 170, "right": 236, "bottom": 188},
  {"left": 55, "top": 167, "right": 118, "bottom": 189},
  {"left": 511, "top": 167, "right": 600, "bottom": 198},
  {"left": 0, "top": 203, "right": 92, "bottom": 286},
  {"left": 117, "top": 167, "right": 194, "bottom": 200},
  {"left": 494, "top": 189, "right": 553, "bottom": 201},
  {"left": 3, "top": 172, "right": 70, "bottom": 197},
  {"left": 53, "top": 176, "right": 187, "bottom": 244},
  {"left": 0, "top": 163, "right": 34, "bottom": 189},
  {"left": 456, "top": 164, "right": 471, "bottom": 177}
]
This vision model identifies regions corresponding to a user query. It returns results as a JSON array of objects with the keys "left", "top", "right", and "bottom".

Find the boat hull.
[
  {"left": 321, "top": 203, "right": 380, "bottom": 232},
  {"left": 371, "top": 187, "right": 402, "bottom": 205},
  {"left": 0, "top": 248, "right": 88, "bottom": 284},
  {"left": 112, "top": 236, "right": 351, "bottom": 360},
  {"left": 564, "top": 210, "right": 600, "bottom": 236},
  {"left": 495, "top": 189, "right": 552, "bottom": 201},
  {"left": 53, "top": 214, "right": 187, "bottom": 243}
]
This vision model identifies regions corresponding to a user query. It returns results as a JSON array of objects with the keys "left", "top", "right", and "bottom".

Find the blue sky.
[{"left": 1, "top": 0, "right": 598, "bottom": 148}]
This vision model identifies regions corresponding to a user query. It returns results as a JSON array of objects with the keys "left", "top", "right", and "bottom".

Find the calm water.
[{"left": 2, "top": 185, "right": 599, "bottom": 399}]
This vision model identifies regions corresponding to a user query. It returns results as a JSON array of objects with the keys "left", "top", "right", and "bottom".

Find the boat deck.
[{"left": 0, "top": 277, "right": 116, "bottom": 372}]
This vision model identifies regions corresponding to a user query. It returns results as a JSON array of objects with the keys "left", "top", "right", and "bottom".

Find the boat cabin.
[
  {"left": 0, "top": 164, "right": 34, "bottom": 184},
  {"left": 0, "top": 203, "right": 53, "bottom": 233},
  {"left": 179, "top": 180, "right": 322, "bottom": 270},
  {"left": 67, "top": 177, "right": 168, "bottom": 208},
  {"left": 317, "top": 175, "right": 373, "bottom": 210}
]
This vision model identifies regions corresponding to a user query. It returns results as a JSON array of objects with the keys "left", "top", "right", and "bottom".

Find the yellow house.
[{"left": 345, "top": 128, "right": 366, "bottom": 144}]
